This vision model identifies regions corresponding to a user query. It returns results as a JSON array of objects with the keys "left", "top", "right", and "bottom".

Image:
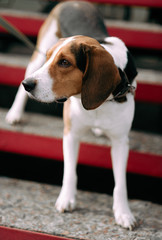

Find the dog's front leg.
[
  {"left": 111, "top": 136, "right": 136, "bottom": 230},
  {"left": 5, "top": 84, "right": 28, "bottom": 124},
  {"left": 6, "top": 54, "right": 46, "bottom": 124},
  {"left": 55, "top": 132, "right": 80, "bottom": 212}
]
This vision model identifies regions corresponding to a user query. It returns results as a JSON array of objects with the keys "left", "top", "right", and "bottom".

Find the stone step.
[
  {"left": 0, "top": 54, "right": 162, "bottom": 103},
  {"left": 0, "top": 177, "right": 162, "bottom": 239},
  {"left": 0, "top": 8, "right": 162, "bottom": 49},
  {"left": 0, "top": 108, "right": 162, "bottom": 178}
]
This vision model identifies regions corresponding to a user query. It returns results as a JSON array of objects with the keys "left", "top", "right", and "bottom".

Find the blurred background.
[{"left": 0, "top": 0, "right": 162, "bottom": 204}]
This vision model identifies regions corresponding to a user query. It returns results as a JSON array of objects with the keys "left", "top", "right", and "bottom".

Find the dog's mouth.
[{"left": 55, "top": 97, "right": 68, "bottom": 103}]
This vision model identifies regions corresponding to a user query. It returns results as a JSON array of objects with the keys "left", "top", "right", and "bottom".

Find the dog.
[{"left": 6, "top": 1, "right": 137, "bottom": 229}]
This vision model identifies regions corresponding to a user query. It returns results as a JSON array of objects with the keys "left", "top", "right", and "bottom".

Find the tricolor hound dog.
[{"left": 6, "top": 1, "right": 138, "bottom": 229}]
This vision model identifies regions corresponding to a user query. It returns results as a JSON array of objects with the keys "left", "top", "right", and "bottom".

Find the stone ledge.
[{"left": 0, "top": 177, "right": 162, "bottom": 240}]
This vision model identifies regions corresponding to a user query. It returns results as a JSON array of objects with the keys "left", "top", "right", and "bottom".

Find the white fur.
[
  {"left": 55, "top": 132, "right": 79, "bottom": 212},
  {"left": 26, "top": 37, "right": 75, "bottom": 103},
  {"left": 101, "top": 37, "right": 128, "bottom": 70},
  {"left": 6, "top": 19, "right": 59, "bottom": 124},
  {"left": 5, "top": 14, "right": 136, "bottom": 229},
  {"left": 27, "top": 65, "right": 55, "bottom": 103},
  {"left": 56, "top": 93, "right": 136, "bottom": 230}
]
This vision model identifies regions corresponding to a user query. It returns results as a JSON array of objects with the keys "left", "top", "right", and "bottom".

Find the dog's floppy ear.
[{"left": 81, "top": 44, "right": 121, "bottom": 110}]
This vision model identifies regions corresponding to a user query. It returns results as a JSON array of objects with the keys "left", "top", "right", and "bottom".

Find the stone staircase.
[{"left": 0, "top": 1, "right": 162, "bottom": 239}]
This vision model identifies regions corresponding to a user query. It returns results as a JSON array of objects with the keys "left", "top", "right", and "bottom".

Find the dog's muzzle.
[{"left": 22, "top": 78, "right": 37, "bottom": 92}]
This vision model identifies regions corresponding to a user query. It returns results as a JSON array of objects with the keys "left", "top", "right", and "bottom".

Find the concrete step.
[
  {"left": 0, "top": 108, "right": 162, "bottom": 178},
  {"left": 0, "top": 177, "right": 162, "bottom": 239},
  {"left": 0, "top": 53, "right": 162, "bottom": 103},
  {"left": 0, "top": 9, "right": 162, "bottom": 49}
]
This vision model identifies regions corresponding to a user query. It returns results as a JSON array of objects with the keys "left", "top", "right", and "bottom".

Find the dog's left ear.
[{"left": 81, "top": 45, "right": 121, "bottom": 110}]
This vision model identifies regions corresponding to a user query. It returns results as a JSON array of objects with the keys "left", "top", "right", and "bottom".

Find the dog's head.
[{"left": 22, "top": 36, "right": 121, "bottom": 110}]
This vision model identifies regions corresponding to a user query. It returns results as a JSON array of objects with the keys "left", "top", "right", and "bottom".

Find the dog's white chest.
[
  {"left": 70, "top": 94, "right": 135, "bottom": 136},
  {"left": 70, "top": 96, "right": 114, "bottom": 128}
]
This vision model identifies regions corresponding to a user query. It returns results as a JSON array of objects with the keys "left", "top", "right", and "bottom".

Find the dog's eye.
[{"left": 58, "top": 59, "right": 71, "bottom": 68}]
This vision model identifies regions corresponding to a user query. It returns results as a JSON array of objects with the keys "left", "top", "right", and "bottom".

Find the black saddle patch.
[{"left": 58, "top": 1, "right": 109, "bottom": 40}]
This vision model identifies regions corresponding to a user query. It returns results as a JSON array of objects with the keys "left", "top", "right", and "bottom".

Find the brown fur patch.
[
  {"left": 80, "top": 39, "right": 121, "bottom": 110},
  {"left": 47, "top": 36, "right": 121, "bottom": 109},
  {"left": 48, "top": 40, "right": 83, "bottom": 99}
]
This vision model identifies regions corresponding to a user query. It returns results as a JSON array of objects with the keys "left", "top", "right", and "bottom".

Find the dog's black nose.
[{"left": 22, "top": 78, "right": 36, "bottom": 92}]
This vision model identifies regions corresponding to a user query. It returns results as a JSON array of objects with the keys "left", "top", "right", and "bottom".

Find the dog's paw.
[
  {"left": 5, "top": 109, "right": 22, "bottom": 125},
  {"left": 55, "top": 190, "right": 76, "bottom": 213},
  {"left": 114, "top": 207, "right": 136, "bottom": 230}
]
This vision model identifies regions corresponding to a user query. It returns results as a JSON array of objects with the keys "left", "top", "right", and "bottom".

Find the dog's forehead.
[
  {"left": 42, "top": 37, "right": 75, "bottom": 71},
  {"left": 47, "top": 36, "right": 100, "bottom": 60},
  {"left": 48, "top": 37, "right": 75, "bottom": 60}
]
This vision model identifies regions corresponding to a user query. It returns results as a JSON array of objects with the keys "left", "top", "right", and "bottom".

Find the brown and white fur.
[{"left": 6, "top": 1, "right": 137, "bottom": 229}]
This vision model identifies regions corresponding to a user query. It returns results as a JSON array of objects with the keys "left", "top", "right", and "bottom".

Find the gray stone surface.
[{"left": 0, "top": 177, "right": 162, "bottom": 240}]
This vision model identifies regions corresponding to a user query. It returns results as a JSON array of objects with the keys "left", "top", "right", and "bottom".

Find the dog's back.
[{"left": 54, "top": 1, "right": 109, "bottom": 41}]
